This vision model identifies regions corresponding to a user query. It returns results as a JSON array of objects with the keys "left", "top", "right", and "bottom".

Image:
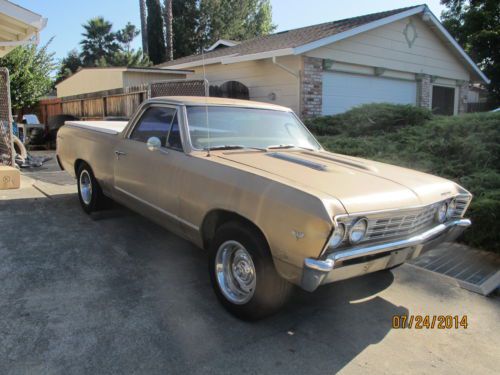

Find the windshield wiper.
[
  {"left": 266, "top": 144, "right": 315, "bottom": 151},
  {"left": 205, "top": 145, "right": 267, "bottom": 151}
]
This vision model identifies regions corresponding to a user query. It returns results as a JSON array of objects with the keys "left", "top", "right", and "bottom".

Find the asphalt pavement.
[{"left": 0, "top": 156, "right": 498, "bottom": 374}]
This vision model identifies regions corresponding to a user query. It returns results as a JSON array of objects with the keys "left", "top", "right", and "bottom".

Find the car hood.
[{"left": 214, "top": 150, "right": 461, "bottom": 214}]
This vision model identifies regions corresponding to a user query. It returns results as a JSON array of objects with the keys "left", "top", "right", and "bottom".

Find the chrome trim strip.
[
  {"left": 333, "top": 195, "right": 471, "bottom": 222},
  {"left": 329, "top": 218, "right": 470, "bottom": 263},
  {"left": 301, "top": 218, "right": 471, "bottom": 292},
  {"left": 315, "top": 219, "right": 471, "bottom": 271},
  {"left": 115, "top": 186, "right": 199, "bottom": 231}
]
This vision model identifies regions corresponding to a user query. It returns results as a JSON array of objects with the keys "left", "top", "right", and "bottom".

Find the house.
[
  {"left": 55, "top": 67, "right": 190, "bottom": 98},
  {"left": 0, "top": 0, "right": 46, "bottom": 57},
  {"left": 1, "top": 0, "right": 46, "bottom": 167},
  {"left": 157, "top": 4, "right": 489, "bottom": 117}
]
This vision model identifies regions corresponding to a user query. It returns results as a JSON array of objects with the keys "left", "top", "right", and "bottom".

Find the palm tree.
[
  {"left": 163, "top": 0, "right": 173, "bottom": 61},
  {"left": 80, "top": 17, "right": 120, "bottom": 66},
  {"left": 139, "top": 0, "right": 149, "bottom": 55}
]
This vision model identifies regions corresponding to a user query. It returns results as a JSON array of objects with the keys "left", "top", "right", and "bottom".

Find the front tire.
[
  {"left": 77, "top": 163, "right": 106, "bottom": 214},
  {"left": 209, "top": 222, "right": 292, "bottom": 320}
]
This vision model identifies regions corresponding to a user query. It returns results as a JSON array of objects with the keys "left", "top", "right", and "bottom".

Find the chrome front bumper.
[{"left": 301, "top": 218, "right": 471, "bottom": 292}]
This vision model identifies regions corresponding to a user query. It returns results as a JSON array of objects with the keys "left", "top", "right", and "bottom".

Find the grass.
[{"left": 305, "top": 104, "right": 500, "bottom": 253}]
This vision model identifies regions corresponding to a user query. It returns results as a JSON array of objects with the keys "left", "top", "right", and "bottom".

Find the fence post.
[
  {"left": 103, "top": 97, "right": 108, "bottom": 117},
  {"left": 0, "top": 68, "right": 14, "bottom": 166}
]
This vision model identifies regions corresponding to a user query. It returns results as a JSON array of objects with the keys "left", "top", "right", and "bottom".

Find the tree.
[
  {"left": 163, "top": 0, "right": 173, "bottom": 61},
  {"left": 80, "top": 17, "right": 120, "bottom": 66},
  {"left": 116, "top": 22, "right": 140, "bottom": 53},
  {"left": 172, "top": 0, "right": 200, "bottom": 59},
  {"left": 139, "top": 0, "right": 149, "bottom": 55},
  {"left": 55, "top": 49, "right": 83, "bottom": 83},
  {"left": 0, "top": 41, "right": 56, "bottom": 119},
  {"left": 146, "top": 0, "right": 167, "bottom": 64},
  {"left": 441, "top": 0, "right": 500, "bottom": 103},
  {"left": 199, "top": 0, "right": 276, "bottom": 48},
  {"left": 100, "top": 49, "right": 152, "bottom": 67}
]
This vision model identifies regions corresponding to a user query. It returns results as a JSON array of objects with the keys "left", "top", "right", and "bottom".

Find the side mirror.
[{"left": 146, "top": 136, "right": 161, "bottom": 152}]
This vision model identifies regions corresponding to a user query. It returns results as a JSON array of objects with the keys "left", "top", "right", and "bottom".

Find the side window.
[
  {"left": 130, "top": 107, "right": 176, "bottom": 146},
  {"left": 166, "top": 113, "right": 183, "bottom": 151}
]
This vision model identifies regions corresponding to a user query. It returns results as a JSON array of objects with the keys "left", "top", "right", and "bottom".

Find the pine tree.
[
  {"left": 172, "top": 0, "right": 199, "bottom": 58},
  {"left": 146, "top": 0, "right": 167, "bottom": 64}
]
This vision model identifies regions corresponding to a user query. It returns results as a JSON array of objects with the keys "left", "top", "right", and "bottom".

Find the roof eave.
[
  {"left": 161, "top": 4, "right": 489, "bottom": 84},
  {"left": 293, "top": 5, "right": 425, "bottom": 54},
  {"left": 422, "top": 8, "right": 490, "bottom": 84}
]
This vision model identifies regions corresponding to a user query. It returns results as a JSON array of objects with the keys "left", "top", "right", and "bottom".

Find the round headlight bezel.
[
  {"left": 329, "top": 223, "right": 345, "bottom": 249},
  {"left": 349, "top": 218, "right": 368, "bottom": 244},
  {"left": 436, "top": 202, "right": 448, "bottom": 223}
]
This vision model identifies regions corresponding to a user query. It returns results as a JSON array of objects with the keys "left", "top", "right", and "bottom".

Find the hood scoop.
[
  {"left": 306, "top": 152, "right": 378, "bottom": 173},
  {"left": 267, "top": 152, "right": 327, "bottom": 171}
]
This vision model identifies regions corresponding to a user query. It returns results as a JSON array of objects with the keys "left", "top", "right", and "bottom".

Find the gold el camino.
[{"left": 57, "top": 97, "right": 472, "bottom": 320}]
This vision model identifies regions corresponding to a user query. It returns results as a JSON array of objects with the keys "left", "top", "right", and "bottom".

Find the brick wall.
[
  {"left": 457, "top": 81, "right": 469, "bottom": 114},
  {"left": 301, "top": 57, "right": 323, "bottom": 118},
  {"left": 416, "top": 73, "right": 431, "bottom": 110}
]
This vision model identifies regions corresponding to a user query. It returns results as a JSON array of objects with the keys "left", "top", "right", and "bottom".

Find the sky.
[{"left": 13, "top": 0, "right": 448, "bottom": 61}]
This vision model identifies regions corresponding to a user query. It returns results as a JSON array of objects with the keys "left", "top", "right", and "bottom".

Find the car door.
[{"left": 113, "top": 105, "right": 180, "bottom": 224}]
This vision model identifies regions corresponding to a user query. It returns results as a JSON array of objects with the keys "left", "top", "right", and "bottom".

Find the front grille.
[
  {"left": 365, "top": 205, "right": 438, "bottom": 243},
  {"left": 335, "top": 195, "right": 471, "bottom": 247}
]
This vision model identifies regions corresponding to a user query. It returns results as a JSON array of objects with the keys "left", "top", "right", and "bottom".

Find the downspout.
[{"left": 271, "top": 56, "right": 301, "bottom": 114}]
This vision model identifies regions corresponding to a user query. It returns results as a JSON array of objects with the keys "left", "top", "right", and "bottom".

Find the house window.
[{"left": 432, "top": 86, "right": 455, "bottom": 115}]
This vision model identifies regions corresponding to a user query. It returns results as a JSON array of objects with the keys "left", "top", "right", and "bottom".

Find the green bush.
[
  {"left": 304, "top": 103, "right": 432, "bottom": 136},
  {"left": 308, "top": 104, "right": 500, "bottom": 253}
]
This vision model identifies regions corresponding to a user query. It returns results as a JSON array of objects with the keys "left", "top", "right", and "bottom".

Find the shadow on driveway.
[{"left": 0, "top": 194, "right": 407, "bottom": 374}]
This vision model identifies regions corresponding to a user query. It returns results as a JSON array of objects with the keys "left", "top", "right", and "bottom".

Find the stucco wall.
[
  {"left": 57, "top": 69, "right": 188, "bottom": 98},
  {"left": 56, "top": 69, "right": 124, "bottom": 98},
  {"left": 189, "top": 55, "right": 301, "bottom": 113}
]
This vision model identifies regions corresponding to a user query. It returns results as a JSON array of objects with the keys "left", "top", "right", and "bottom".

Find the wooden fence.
[{"left": 38, "top": 79, "right": 248, "bottom": 123}]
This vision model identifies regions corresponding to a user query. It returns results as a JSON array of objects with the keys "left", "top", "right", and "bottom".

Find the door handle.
[{"left": 114, "top": 150, "right": 127, "bottom": 159}]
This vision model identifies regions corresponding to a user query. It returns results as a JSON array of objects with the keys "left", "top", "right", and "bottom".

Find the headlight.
[
  {"left": 328, "top": 223, "right": 345, "bottom": 249},
  {"left": 446, "top": 199, "right": 456, "bottom": 219},
  {"left": 436, "top": 202, "right": 448, "bottom": 223},
  {"left": 349, "top": 218, "right": 368, "bottom": 244}
]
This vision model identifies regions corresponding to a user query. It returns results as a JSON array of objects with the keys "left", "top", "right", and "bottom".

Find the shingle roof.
[{"left": 157, "top": 5, "right": 422, "bottom": 68}]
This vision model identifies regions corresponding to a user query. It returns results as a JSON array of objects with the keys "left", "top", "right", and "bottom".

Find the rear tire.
[
  {"left": 208, "top": 221, "right": 292, "bottom": 320},
  {"left": 76, "top": 162, "right": 107, "bottom": 214}
]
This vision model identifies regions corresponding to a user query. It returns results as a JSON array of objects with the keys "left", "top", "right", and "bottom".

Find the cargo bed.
[{"left": 64, "top": 121, "right": 128, "bottom": 135}]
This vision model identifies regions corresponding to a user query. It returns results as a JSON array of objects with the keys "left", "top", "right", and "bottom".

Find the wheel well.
[
  {"left": 201, "top": 210, "right": 268, "bottom": 250},
  {"left": 74, "top": 159, "right": 87, "bottom": 176}
]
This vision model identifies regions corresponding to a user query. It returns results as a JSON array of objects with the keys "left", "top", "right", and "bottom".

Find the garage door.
[{"left": 322, "top": 72, "right": 417, "bottom": 115}]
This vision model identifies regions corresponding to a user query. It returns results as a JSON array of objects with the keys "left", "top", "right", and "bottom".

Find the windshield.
[
  {"left": 22, "top": 114, "right": 40, "bottom": 124},
  {"left": 186, "top": 106, "right": 321, "bottom": 151}
]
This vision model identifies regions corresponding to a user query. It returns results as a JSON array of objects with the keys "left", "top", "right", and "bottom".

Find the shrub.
[
  {"left": 304, "top": 103, "right": 432, "bottom": 136},
  {"left": 309, "top": 105, "right": 500, "bottom": 253}
]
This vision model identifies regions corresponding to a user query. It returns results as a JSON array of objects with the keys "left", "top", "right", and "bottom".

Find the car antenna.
[{"left": 201, "top": 42, "right": 211, "bottom": 157}]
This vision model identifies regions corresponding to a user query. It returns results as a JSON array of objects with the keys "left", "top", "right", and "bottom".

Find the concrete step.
[{"left": 410, "top": 243, "right": 500, "bottom": 296}]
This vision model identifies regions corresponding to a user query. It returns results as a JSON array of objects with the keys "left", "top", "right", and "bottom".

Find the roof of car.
[{"left": 149, "top": 96, "right": 292, "bottom": 111}]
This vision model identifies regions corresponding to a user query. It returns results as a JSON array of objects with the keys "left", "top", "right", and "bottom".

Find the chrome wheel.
[
  {"left": 79, "top": 170, "right": 92, "bottom": 205},
  {"left": 215, "top": 240, "right": 256, "bottom": 304}
]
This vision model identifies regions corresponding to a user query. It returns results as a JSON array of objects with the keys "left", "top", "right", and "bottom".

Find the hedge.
[{"left": 305, "top": 104, "right": 500, "bottom": 253}]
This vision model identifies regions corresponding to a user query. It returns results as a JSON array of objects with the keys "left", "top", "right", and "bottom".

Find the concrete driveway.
[{"left": 0, "top": 167, "right": 499, "bottom": 374}]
